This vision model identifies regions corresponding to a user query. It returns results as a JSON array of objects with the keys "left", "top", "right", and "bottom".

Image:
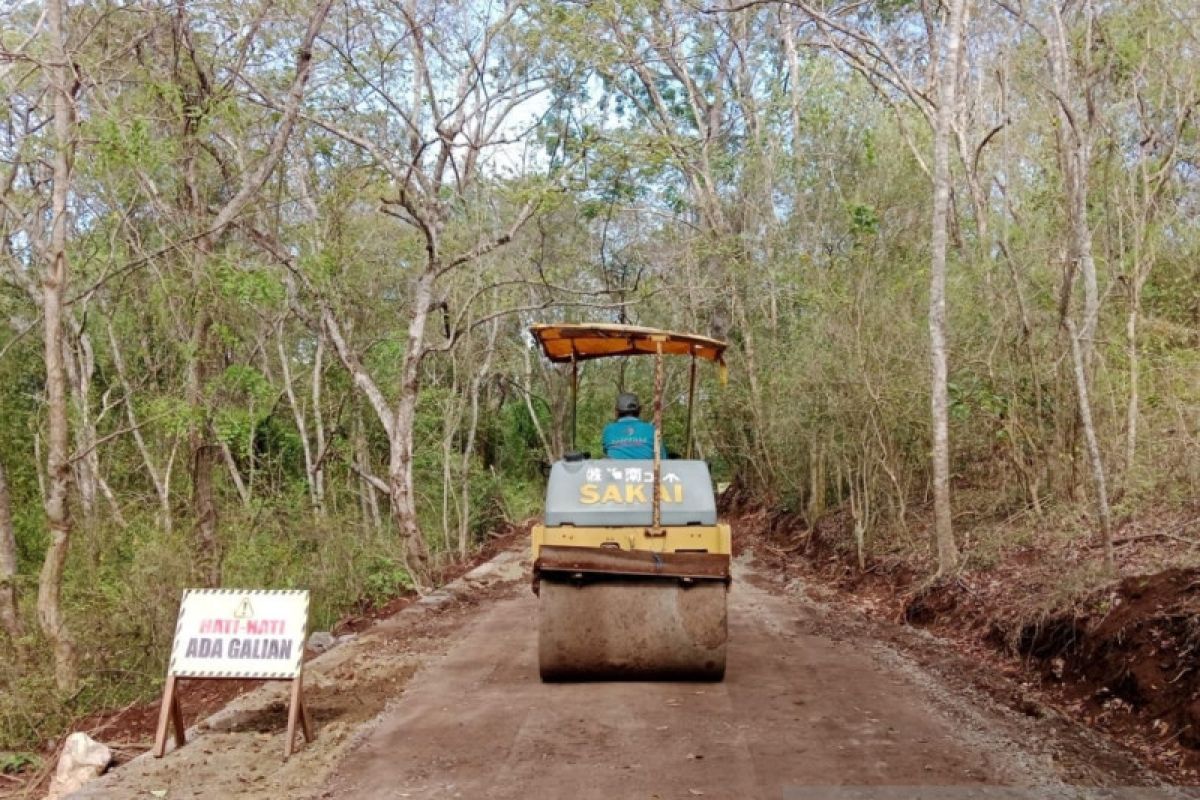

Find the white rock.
[
  {"left": 45, "top": 732, "right": 111, "bottom": 800},
  {"left": 307, "top": 631, "right": 336, "bottom": 653}
]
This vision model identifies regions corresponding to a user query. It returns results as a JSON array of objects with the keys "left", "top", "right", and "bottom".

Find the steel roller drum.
[{"left": 538, "top": 577, "right": 727, "bottom": 681}]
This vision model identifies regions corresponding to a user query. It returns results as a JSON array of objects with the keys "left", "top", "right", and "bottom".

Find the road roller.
[{"left": 528, "top": 323, "right": 732, "bottom": 681}]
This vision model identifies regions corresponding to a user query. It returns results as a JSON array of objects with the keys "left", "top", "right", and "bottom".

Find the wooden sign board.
[{"left": 155, "top": 589, "right": 314, "bottom": 760}]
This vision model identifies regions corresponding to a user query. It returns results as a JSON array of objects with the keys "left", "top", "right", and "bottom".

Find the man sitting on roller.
[{"left": 602, "top": 392, "right": 666, "bottom": 460}]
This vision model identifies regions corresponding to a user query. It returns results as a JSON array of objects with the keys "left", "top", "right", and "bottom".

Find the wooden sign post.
[{"left": 154, "top": 588, "right": 314, "bottom": 760}]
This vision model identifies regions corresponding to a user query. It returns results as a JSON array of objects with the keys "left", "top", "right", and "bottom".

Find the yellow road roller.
[{"left": 529, "top": 323, "right": 731, "bottom": 680}]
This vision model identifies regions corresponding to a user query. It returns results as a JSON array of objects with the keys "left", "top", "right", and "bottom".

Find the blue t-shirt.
[{"left": 602, "top": 417, "right": 666, "bottom": 460}]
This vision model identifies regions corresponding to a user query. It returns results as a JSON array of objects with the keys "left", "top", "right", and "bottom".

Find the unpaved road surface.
[
  {"left": 320, "top": 557, "right": 1168, "bottom": 800},
  {"left": 76, "top": 549, "right": 1181, "bottom": 800}
]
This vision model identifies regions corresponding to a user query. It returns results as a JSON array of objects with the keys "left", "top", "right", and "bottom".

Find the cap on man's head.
[{"left": 616, "top": 392, "right": 641, "bottom": 418}]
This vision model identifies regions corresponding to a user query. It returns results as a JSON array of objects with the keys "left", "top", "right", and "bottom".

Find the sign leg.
[
  {"left": 170, "top": 681, "right": 187, "bottom": 748},
  {"left": 300, "top": 696, "right": 315, "bottom": 743},
  {"left": 284, "top": 675, "right": 303, "bottom": 760},
  {"left": 153, "top": 676, "right": 177, "bottom": 758}
]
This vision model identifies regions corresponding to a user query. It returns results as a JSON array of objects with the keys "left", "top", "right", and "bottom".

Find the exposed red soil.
[
  {"left": 71, "top": 679, "right": 265, "bottom": 752},
  {"left": 726, "top": 495, "right": 1200, "bottom": 783},
  {"left": 1035, "top": 570, "right": 1200, "bottom": 754}
]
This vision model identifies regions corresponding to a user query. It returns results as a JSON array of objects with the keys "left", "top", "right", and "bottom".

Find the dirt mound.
[
  {"left": 893, "top": 566, "right": 1200, "bottom": 774},
  {"left": 903, "top": 580, "right": 967, "bottom": 625},
  {"left": 889, "top": 563, "right": 1200, "bottom": 772},
  {"left": 1023, "top": 569, "right": 1200, "bottom": 754}
]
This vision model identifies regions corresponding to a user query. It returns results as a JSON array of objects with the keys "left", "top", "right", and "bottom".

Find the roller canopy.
[{"left": 530, "top": 323, "right": 727, "bottom": 367}]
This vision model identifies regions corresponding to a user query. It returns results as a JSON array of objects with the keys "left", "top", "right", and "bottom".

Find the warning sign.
[{"left": 168, "top": 589, "right": 308, "bottom": 679}]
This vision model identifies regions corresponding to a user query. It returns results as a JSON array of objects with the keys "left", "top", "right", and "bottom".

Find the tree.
[
  {"left": 85, "top": 0, "right": 335, "bottom": 584},
  {"left": 715, "top": 0, "right": 971, "bottom": 572},
  {"left": 1104, "top": 4, "right": 1199, "bottom": 486},
  {"left": 2, "top": 0, "right": 1200, "bottom": 751},
  {"left": 997, "top": 0, "right": 1115, "bottom": 565},
  {"left": 38, "top": 0, "right": 81, "bottom": 693},
  {"left": 928, "top": 0, "right": 969, "bottom": 575},
  {"left": 0, "top": 458, "right": 19, "bottom": 640},
  {"left": 271, "top": 0, "right": 559, "bottom": 575}
]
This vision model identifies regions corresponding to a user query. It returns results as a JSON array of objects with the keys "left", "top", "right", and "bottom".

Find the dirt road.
[
  {"left": 75, "top": 550, "right": 1175, "bottom": 800},
  {"left": 320, "top": 556, "right": 1162, "bottom": 800}
]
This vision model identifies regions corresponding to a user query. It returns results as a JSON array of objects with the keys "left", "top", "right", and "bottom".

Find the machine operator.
[{"left": 602, "top": 392, "right": 667, "bottom": 460}]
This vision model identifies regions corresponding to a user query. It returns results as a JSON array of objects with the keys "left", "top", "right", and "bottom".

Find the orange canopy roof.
[{"left": 530, "top": 323, "right": 727, "bottom": 366}]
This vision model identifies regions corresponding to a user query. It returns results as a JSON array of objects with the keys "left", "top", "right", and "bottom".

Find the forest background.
[{"left": 1, "top": 0, "right": 1197, "bottom": 754}]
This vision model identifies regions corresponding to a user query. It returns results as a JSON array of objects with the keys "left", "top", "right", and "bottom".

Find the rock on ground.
[
  {"left": 45, "top": 732, "right": 112, "bottom": 800},
  {"left": 306, "top": 631, "right": 335, "bottom": 654}
]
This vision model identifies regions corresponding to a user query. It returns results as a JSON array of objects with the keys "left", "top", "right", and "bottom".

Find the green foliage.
[
  {"left": 847, "top": 203, "right": 880, "bottom": 237},
  {"left": 217, "top": 365, "right": 274, "bottom": 406},
  {"left": 0, "top": 752, "right": 38, "bottom": 774},
  {"left": 144, "top": 396, "right": 196, "bottom": 438},
  {"left": 216, "top": 263, "right": 285, "bottom": 308},
  {"left": 362, "top": 558, "right": 415, "bottom": 606},
  {"left": 93, "top": 116, "right": 157, "bottom": 171},
  {"left": 948, "top": 376, "right": 1008, "bottom": 423}
]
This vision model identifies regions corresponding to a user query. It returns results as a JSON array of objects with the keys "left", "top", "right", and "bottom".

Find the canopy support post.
[
  {"left": 570, "top": 354, "right": 578, "bottom": 453},
  {"left": 651, "top": 339, "right": 664, "bottom": 531},
  {"left": 685, "top": 353, "right": 698, "bottom": 459}
]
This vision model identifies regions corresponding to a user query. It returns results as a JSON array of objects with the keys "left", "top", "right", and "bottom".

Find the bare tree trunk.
[
  {"left": 847, "top": 457, "right": 870, "bottom": 573},
  {"left": 107, "top": 320, "right": 173, "bottom": 531},
  {"left": 66, "top": 328, "right": 128, "bottom": 526},
  {"left": 354, "top": 409, "right": 383, "bottom": 532},
  {"left": 37, "top": 0, "right": 78, "bottom": 692},
  {"left": 1049, "top": 5, "right": 1100, "bottom": 364},
  {"left": 781, "top": 13, "right": 806, "bottom": 166},
  {"left": 458, "top": 321, "right": 500, "bottom": 557},
  {"left": 928, "top": 0, "right": 967, "bottom": 576},
  {"left": 806, "top": 444, "right": 826, "bottom": 526},
  {"left": 67, "top": 344, "right": 97, "bottom": 522},
  {"left": 1067, "top": 319, "right": 1114, "bottom": 567},
  {"left": 219, "top": 440, "right": 251, "bottom": 509},
  {"left": 441, "top": 364, "right": 463, "bottom": 553},
  {"left": 521, "top": 344, "right": 554, "bottom": 463},
  {"left": 1124, "top": 276, "right": 1141, "bottom": 483},
  {"left": 278, "top": 329, "right": 320, "bottom": 512},
  {"left": 311, "top": 339, "right": 327, "bottom": 514},
  {"left": 32, "top": 432, "right": 46, "bottom": 506},
  {"left": 187, "top": 311, "right": 221, "bottom": 585},
  {"left": 729, "top": 286, "right": 775, "bottom": 488},
  {"left": 388, "top": 269, "right": 436, "bottom": 572},
  {"left": 1045, "top": 3, "right": 1112, "bottom": 562},
  {"left": 0, "top": 459, "right": 21, "bottom": 639}
]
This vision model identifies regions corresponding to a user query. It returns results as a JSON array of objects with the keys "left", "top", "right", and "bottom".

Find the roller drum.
[{"left": 538, "top": 577, "right": 727, "bottom": 681}]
